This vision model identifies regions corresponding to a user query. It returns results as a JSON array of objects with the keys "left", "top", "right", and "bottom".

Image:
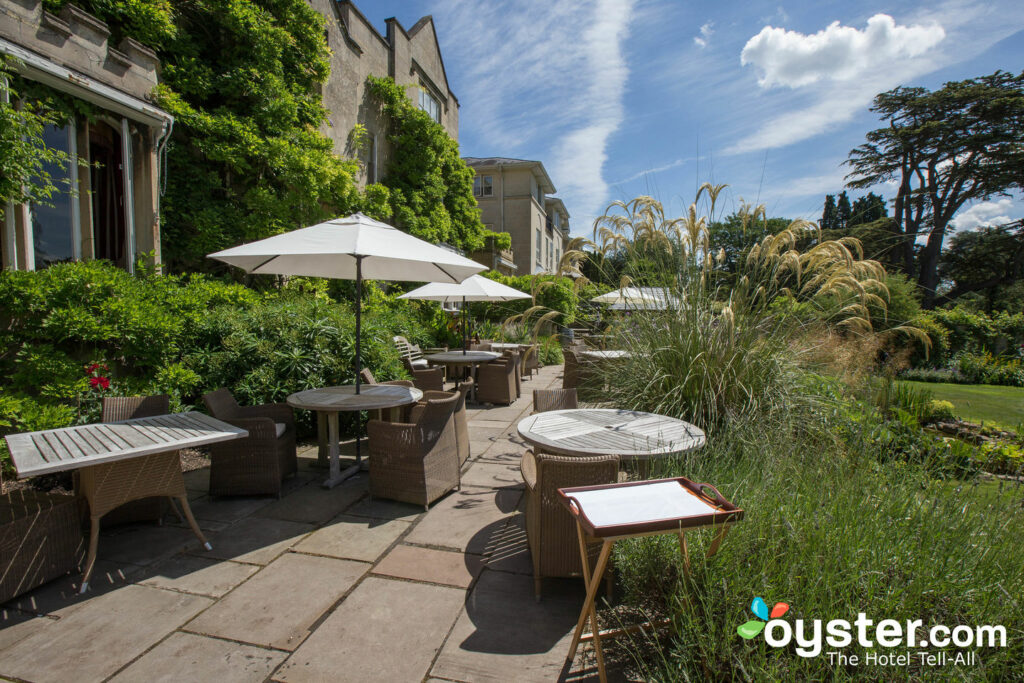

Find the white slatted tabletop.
[
  {"left": 517, "top": 409, "right": 705, "bottom": 460},
  {"left": 4, "top": 412, "right": 248, "bottom": 478},
  {"left": 579, "top": 350, "right": 631, "bottom": 360}
]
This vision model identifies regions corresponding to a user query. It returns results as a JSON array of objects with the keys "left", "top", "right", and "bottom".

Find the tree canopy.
[
  {"left": 845, "top": 70, "right": 1024, "bottom": 308},
  {"left": 938, "top": 220, "right": 1024, "bottom": 312}
]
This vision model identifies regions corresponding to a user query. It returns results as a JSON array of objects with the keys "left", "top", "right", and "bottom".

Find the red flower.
[
  {"left": 89, "top": 376, "right": 110, "bottom": 390},
  {"left": 98, "top": 377, "right": 110, "bottom": 390},
  {"left": 86, "top": 363, "right": 99, "bottom": 373}
]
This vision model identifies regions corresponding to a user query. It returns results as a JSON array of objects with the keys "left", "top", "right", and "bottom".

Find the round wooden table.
[
  {"left": 424, "top": 351, "right": 500, "bottom": 401},
  {"left": 288, "top": 384, "right": 422, "bottom": 488},
  {"left": 516, "top": 408, "right": 705, "bottom": 462}
]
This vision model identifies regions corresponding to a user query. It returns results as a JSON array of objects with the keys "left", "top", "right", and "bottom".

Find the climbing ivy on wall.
[
  {"left": 366, "top": 75, "right": 495, "bottom": 253},
  {"left": 45, "top": 0, "right": 364, "bottom": 272}
]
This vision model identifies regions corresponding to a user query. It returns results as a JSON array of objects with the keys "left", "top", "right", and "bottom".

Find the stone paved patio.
[{"left": 0, "top": 363, "right": 610, "bottom": 682}]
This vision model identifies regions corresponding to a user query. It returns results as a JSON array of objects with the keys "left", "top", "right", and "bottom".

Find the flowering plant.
[{"left": 77, "top": 362, "right": 112, "bottom": 424}]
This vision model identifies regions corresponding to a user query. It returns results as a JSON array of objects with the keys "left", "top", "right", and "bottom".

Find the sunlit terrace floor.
[{"left": 0, "top": 363, "right": 618, "bottom": 682}]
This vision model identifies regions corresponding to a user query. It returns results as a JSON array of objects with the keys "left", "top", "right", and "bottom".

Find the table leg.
[
  {"left": 177, "top": 495, "right": 212, "bottom": 552},
  {"left": 79, "top": 514, "right": 101, "bottom": 594},
  {"left": 322, "top": 411, "right": 359, "bottom": 488},
  {"left": 316, "top": 412, "right": 329, "bottom": 468},
  {"left": 568, "top": 524, "right": 612, "bottom": 682}
]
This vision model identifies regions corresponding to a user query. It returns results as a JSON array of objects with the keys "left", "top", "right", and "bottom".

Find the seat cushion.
[
  {"left": 410, "top": 359, "right": 429, "bottom": 369},
  {"left": 275, "top": 423, "right": 286, "bottom": 438}
]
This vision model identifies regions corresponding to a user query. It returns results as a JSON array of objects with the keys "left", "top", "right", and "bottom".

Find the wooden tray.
[{"left": 558, "top": 477, "right": 744, "bottom": 538}]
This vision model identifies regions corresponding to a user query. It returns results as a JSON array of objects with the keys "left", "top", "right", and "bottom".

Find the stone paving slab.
[
  {"left": 109, "top": 631, "right": 287, "bottom": 683},
  {"left": 185, "top": 552, "right": 366, "bottom": 651},
  {"left": 345, "top": 495, "right": 425, "bottom": 522},
  {"left": 292, "top": 514, "right": 410, "bottom": 563},
  {"left": 404, "top": 487, "right": 522, "bottom": 554},
  {"left": 275, "top": 577, "right": 465, "bottom": 683},
  {"left": 429, "top": 570, "right": 588, "bottom": 683},
  {"left": 199, "top": 517, "right": 313, "bottom": 566},
  {"left": 459, "top": 460, "right": 525, "bottom": 490},
  {"left": 139, "top": 554, "right": 261, "bottom": 598},
  {"left": 187, "top": 495, "right": 275, "bottom": 524},
  {"left": 256, "top": 478, "right": 365, "bottom": 524},
  {"left": 98, "top": 523, "right": 203, "bottom": 566},
  {"left": 4, "top": 559, "right": 139, "bottom": 617},
  {"left": 372, "top": 545, "right": 483, "bottom": 589},
  {"left": 0, "top": 585, "right": 212, "bottom": 683}
]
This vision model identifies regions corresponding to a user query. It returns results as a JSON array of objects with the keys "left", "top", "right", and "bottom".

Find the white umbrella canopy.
[
  {"left": 398, "top": 274, "right": 530, "bottom": 303},
  {"left": 591, "top": 286, "right": 676, "bottom": 310},
  {"left": 207, "top": 213, "right": 485, "bottom": 283},
  {"left": 399, "top": 275, "right": 530, "bottom": 353}
]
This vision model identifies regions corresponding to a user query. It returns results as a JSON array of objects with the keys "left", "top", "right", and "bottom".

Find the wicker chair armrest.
[
  {"left": 213, "top": 416, "right": 277, "bottom": 441},
  {"left": 366, "top": 418, "right": 422, "bottom": 444},
  {"left": 236, "top": 403, "right": 294, "bottom": 427},
  {"left": 520, "top": 449, "right": 538, "bottom": 490},
  {"left": 383, "top": 380, "right": 415, "bottom": 388}
]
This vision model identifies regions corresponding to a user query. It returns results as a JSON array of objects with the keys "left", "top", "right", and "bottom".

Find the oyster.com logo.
[
  {"left": 737, "top": 596, "right": 789, "bottom": 640},
  {"left": 735, "top": 595, "right": 1005, "bottom": 666}
]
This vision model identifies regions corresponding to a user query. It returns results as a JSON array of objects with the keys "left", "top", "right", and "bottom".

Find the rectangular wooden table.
[
  {"left": 4, "top": 412, "right": 247, "bottom": 593},
  {"left": 558, "top": 477, "right": 744, "bottom": 683}
]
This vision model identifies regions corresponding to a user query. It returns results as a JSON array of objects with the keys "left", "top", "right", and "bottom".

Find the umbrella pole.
[
  {"left": 354, "top": 257, "right": 363, "bottom": 469},
  {"left": 463, "top": 295, "right": 467, "bottom": 355}
]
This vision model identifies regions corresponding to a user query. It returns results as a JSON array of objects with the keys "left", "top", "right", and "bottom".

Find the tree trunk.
[{"left": 917, "top": 223, "right": 947, "bottom": 309}]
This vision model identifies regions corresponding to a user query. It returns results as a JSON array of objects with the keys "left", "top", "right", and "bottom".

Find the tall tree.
[
  {"left": 820, "top": 194, "right": 838, "bottom": 231},
  {"left": 938, "top": 220, "right": 1024, "bottom": 311},
  {"left": 850, "top": 192, "right": 887, "bottom": 227},
  {"left": 846, "top": 70, "right": 1024, "bottom": 307},
  {"left": 836, "top": 191, "right": 852, "bottom": 230}
]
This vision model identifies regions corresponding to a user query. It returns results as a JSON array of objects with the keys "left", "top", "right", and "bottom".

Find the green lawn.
[{"left": 901, "top": 380, "right": 1024, "bottom": 429}]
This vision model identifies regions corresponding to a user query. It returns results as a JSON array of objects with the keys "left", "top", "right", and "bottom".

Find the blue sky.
[{"left": 364, "top": 0, "right": 1024, "bottom": 237}]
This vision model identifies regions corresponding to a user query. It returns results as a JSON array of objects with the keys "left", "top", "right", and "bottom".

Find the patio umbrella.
[
  {"left": 207, "top": 213, "right": 486, "bottom": 392},
  {"left": 591, "top": 286, "right": 675, "bottom": 311},
  {"left": 398, "top": 275, "right": 530, "bottom": 353}
]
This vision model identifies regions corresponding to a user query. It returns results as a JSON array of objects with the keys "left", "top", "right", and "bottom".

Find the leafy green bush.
[
  {"left": 977, "top": 441, "right": 1024, "bottom": 475},
  {"left": 956, "top": 352, "right": 1024, "bottom": 387},
  {"left": 923, "top": 399, "right": 956, "bottom": 422},
  {"left": 538, "top": 335, "right": 563, "bottom": 366},
  {"left": 899, "top": 367, "right": 967, "bottom": 384}
]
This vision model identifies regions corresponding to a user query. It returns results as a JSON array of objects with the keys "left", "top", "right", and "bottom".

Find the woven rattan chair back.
[
  {"left": 523, "top": 450, "right": 620, "bottom": 598},
  {"left": 532, "top": 388, "right": 578, "bottom": 414},
  {"left": 101, "top": 395, "right": 170, "bottom": 422},
  {"left": 562, "top": 350, "right": 579, "bottom": 389},
  {"left": 202, "top": 388, "right": 242, "bottom": 420}
]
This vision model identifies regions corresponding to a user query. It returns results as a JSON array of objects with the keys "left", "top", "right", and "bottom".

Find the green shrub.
[
  {"left": 956, "top": 352, "right": 1024, "bottom": 387},
  {"left": 899, "top": 367, "right": 967, "bottom": 384},
  {"left": 537, "top": 335, "right": 563, "bottom": 365},
  {"left": 923, "top": 399, "right": 956, "bottom": 422},
  {"left": 977, "top": 441, "right": 1024, "bottom": 475}
]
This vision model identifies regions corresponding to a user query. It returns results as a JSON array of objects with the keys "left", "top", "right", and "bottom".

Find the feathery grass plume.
[{"left": 581, "top": 190, "right": 929, "bottom": 430}]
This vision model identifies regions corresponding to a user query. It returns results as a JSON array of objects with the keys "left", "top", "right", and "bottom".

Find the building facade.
[
  {"left": 463, "top": 157, "right": 570, "bottom": 275},
  {"left": 0, "top": 0, "right": 173, "bottom": 272},
  {"left": 309, "top": 0, "right": 459, "bottom": 186}
]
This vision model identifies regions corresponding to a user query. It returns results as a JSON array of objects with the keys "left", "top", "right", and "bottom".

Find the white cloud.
[
  {"left": 611, "top": 157, "right": 696, "bottom": 185},
  {"left": 950, "top": 198, "right": 1021, "bottom": 231},
  {"left": 694, "top": 21, "right": 714, "bottom": 49},
  {"left": 741, "top": 14, "right": 945, "bottom": 89},
  {"left": 726, "top": 14, "right": 949, "bottom": 154},
  {"left": 435, "top": 0, "right": 635, "bottom": 228}
]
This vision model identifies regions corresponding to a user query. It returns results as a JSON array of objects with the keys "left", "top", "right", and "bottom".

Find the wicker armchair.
[
  {"left": 403, "top": 358, "right": 444, "bottom": 392},
  {"left": 520, "top": 449, "right": 620, "bottom": 599},
  {"left": 522, "top": 344, "right": 540, "bottom": 379},
  {"left": 532, "top": 388, "right": 578, "bottom": 414},
  {"left": 562, "top": 349, "right": 580, "bottom": 390},
  {"left": 501, "top": 350, "right": 522, "bottom": 398},
  {"left": 368, "top": 391, "right": 460, "bottom": 510},
  {"left": 202, "top": 389, "right": 297, "bottom": 497},
  {"left": 92, "top": 395, "right": 172, "bottom": 525},
  {"left": 1, "top": 490, "right": 83, "bottom": 603},
  {"left": 476, "top": 357, "right": 516, "bottom": 405},
  {"left": 452, "top": 380, "right": 473, "bottom": 466},
  {"left": 358, "top": 369, "right": 415, "bottom": 422}
]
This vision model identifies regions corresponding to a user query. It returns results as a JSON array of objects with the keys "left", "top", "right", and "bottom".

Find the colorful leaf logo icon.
[
  {"left": 737, "top": 620, "right": 766, "bottom": 639},
  {"left": 737, "top": 597, "right": 790, "bottom": 640}
]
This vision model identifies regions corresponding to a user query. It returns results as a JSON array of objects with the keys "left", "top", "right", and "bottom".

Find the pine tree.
[
  {"left": 836, "top": 191, "right": 852, "bottom": 230},
  {"left": 820, "top": 194, "right": 837, "bottom": 231},
  {"left": 850, "top": 192, "right": 888, "bottom": 227}
]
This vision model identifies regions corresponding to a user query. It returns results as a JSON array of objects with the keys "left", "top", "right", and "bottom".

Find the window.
[
  {"left": 366, "top": 133, "right": 377, "bottom": 184},
  {"left": 536, "top": 184, "right": 543, "bottom": 206},
  {"left": 31, "top": 123, "right": 77, "bottom": 268},
  {"left": 536, "top": 228, "right": 542, "bottom": 264},
  {"left": 473, "top": 175, "right": 492, "bottom": 197},
  {"left": 419, "top": 87, "right": 441, "bottom": 123}
]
